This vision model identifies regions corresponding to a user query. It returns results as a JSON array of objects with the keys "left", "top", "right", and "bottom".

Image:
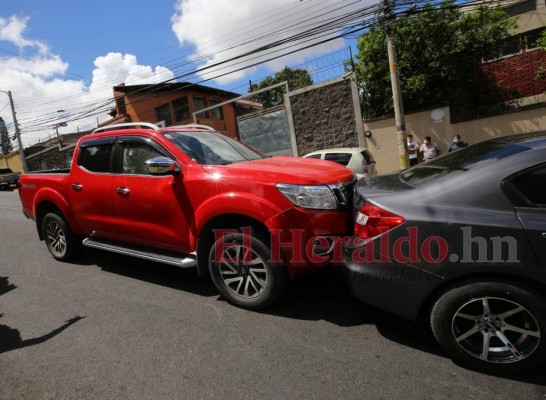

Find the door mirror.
[{"left": 145, "top": 156, "right": 181, "bottom": 175}]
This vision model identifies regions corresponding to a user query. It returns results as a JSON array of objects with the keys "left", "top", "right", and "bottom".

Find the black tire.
[
  {"left": 42, "top": 212, "right": 81, "bottom": 262},
  {"left": 208, "top": 231, "right": 287, "bottom": 310},
  {"left": 431, "top": 281, "right": 546, "bottom": 373}
]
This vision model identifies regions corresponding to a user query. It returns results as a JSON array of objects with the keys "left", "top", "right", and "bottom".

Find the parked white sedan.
[{"left": 303, "top": 147, "right": 376, "bottom": 182}]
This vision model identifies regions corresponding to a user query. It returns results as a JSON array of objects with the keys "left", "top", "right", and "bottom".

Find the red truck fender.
[
  {"left": 33, "top": 187, "right": 82, "bottom": 236},
  {"left": 194, "top": 191, "right": 286, "bottom": 241}
]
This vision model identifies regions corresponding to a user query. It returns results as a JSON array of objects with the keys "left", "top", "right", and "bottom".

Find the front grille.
[{"left": 331, "top": 179, "right": 357, "bottom": 210}]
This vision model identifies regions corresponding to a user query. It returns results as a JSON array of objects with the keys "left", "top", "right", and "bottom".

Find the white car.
[{"left": 303, "top": 147, "right": 376, "bottom": 181}]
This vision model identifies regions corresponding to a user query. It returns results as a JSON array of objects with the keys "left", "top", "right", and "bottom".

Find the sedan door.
[{"left": 511, "top": 165, "right": 546, "bottom": 268}]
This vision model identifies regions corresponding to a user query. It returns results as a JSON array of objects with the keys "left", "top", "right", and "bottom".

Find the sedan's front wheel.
[{"left": 431, "top": 281, "right": 546, "bottom": 373}]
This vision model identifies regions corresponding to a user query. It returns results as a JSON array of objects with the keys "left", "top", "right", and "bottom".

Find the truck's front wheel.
[
  {"left": 42, "top": 212, "right": 80, "bottom": 262},
  {"left": 209, "top": 231, "right": 287, "bottom": 310}
]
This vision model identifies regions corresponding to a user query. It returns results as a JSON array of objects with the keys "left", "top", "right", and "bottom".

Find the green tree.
[
  {"left": 537, "top": 30, "right": 546, "bottom": 81},
  {"left": 0, "top": 117, "right": 13, "bottom": 155},
  {"left": 250, "top": 67, "right": 313, "bottom": 108},
  {"left": 353, "top": 1, "right": 518, "bottom": 119},
  {"left": 538, "top": 29, "right": 546, "bottom": 49}
]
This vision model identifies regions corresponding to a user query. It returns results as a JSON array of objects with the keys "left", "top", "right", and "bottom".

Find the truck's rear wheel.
[
  {"left": 209, "top": 231, "right": 287, "bottom": 310},
  {"left": 42, "top": 212, "right": 80, "bottom": 262}
]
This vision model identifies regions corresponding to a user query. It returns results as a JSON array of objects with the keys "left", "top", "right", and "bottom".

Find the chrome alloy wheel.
[
  {"left": 452, "top": 297, "right": 541, "bottom": 363},
  {"left": 217, "top": 243, "right": 269, "bottom": 299},
  {"left": 45, "top": 219, "right": 67, "bottom": 257}
]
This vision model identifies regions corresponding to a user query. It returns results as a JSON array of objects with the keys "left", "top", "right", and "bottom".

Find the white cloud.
[
  {"left": 0, "top": 15, "right": 48, "bottom": 53},
  {"left": 0, "top": 16, "right": 175, "bottom": 147},
  {"left": 89, "top": 52, "right": 175, "bottom": 93},
  {"left": 171, "top": 0, "right": 365, "bottom": 84}
]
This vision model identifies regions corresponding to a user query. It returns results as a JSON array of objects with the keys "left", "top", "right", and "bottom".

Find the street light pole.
[{"left": 1, "top": 90, "right": 28, "bottom": 173}]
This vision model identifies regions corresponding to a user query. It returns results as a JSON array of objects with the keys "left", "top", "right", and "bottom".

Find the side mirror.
[{"left": 145, "top": 156, "right": 181, "bottom": 176}]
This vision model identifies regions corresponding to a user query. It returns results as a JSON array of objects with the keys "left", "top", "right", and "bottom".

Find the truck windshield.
[{"left": 163, "top": 131, "right": 266, "bottom": 165}]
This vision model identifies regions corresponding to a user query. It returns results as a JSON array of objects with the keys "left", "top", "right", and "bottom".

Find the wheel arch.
[
  {"left": 418, "top": 272, "right": 546, "bottom": 322},
  {"left": 195, "top": 213, "right": 273, "bottom": 277},
  {"left": 35, "top": 201, "right": 65, "bottom": 241}
]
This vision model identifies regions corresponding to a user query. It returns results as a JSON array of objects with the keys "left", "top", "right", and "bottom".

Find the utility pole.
[
  {"left": 3, "top": 90, "right": 28, "bottom": 173},
  {"left": 383, "top": 0, "right": 409, "bottom": 169}
]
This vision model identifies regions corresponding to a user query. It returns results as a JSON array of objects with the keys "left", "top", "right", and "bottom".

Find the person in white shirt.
[
  {"left": 406, "top": 134, "right": 420, "bottom": 166},
  {"left": 419, "top": 136, "right": 438, "bottom": 162}
]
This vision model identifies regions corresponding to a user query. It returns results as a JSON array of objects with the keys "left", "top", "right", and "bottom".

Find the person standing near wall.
[
  {"left": 406, "top": 134, "right": 420, "bottom": 166},
  {"left": 419, "top": 136, "right": 438, "bottom": 162},
  {"left": 447, "top": 134, "right": 469, "bottom": 152}
]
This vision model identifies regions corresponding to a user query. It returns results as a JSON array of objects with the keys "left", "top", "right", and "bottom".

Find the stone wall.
[
  {"left": 26, "top": 144, "right": 75, "bottom": 171},
  {"left": 287, "top": 73, "right": 363, "bottom": 156}
]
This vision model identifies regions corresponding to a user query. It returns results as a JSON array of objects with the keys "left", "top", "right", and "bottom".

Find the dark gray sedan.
[{"left": 343, "top": 132, "right": 546, "bottom": 373}]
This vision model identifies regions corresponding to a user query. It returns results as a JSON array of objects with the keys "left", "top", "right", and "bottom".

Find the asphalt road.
[{"left": 1, "top": 190, "right": 545, "bottom": 400}]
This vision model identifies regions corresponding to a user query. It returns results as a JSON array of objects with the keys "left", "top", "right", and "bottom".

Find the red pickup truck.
[{"left": 19, "top": 123, "right": 355, "bottom": 309}]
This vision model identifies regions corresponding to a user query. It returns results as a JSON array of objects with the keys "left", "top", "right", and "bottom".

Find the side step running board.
[{"left": 82, "top": 237, "right": 197, "bottom": 268}]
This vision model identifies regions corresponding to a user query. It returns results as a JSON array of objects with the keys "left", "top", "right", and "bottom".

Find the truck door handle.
[
  {"left": 71, "top": 183, "right": 83, "bottom": 191},
  {"left": 115, "top": 187, "right": 131, "bottom": 195},
  {"left": 542, "top": 233, "right": 546, "bottom": 239}
]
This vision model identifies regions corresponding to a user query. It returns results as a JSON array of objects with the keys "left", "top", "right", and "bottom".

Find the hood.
[
  {"left": 356, "top": 171, "right": 413, "bottom": 199},
  {"left": 203, "top": 156, "right": 355, "bottom": 185}
]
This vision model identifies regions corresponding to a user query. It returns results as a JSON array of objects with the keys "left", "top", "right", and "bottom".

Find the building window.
[
  {"left": 505, "top": 0, "right": 536, "bottom": 17},
  {"left": 193, "top": 97, "right": 209, "bottom": 119},
  {"left": 173, "top": 96, "right": 190, "bottom": 122},
  {"left": 155, "top": 103, "right": 172, "bottom": 126},
  {"left": 116, "top": 96, "right": 127, "bottom": 115},
  {"left": 209, "top": 99, "right": 224, "bottom": 120},
  {"left": 525, "top": 28, "right": 544, "bottom": 50},
  {"left": 484, "top": 36, "right": 522, "bottom": 61}
]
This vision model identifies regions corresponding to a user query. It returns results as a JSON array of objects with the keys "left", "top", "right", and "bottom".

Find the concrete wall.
[
  {"left": 286, "top": 73, "right": 364, "bottom": 156},
  {"left": 0, "top": 152, "right": 22, "bottom": 173},
  {"left": 363, "top": 103, "right": 546, "bottom": 174},
  {"left": 25, "top": 143, "right": 76, "bottom": 171}
]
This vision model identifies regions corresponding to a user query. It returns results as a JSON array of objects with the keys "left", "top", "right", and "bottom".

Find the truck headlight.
[{"left": 276, "top": 184, "right": 338, "bottom": 210}]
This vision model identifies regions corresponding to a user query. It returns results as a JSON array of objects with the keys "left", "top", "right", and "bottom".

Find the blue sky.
[{"left": 0, "top": 0, "right": 371, "bottom": 146}]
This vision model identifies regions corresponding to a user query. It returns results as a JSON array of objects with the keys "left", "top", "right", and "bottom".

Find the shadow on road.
[
  {"left": 0, "top": 276, "right": 85, "bottom": 354},
  {"left": 71, "top": 252, "right": 546, "bottom": 385},
  {"left": 83, "top": 249, "right": 218, "bottom": 298}
]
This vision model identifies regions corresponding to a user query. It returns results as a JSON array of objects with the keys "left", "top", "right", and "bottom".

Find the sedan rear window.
[{"left": 399, "top": 140, "right": 530, "bottom": 187}]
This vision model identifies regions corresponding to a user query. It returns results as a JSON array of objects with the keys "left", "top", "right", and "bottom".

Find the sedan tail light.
[{"left": 354, "top": 202, "right": 405, "bottom": 239}]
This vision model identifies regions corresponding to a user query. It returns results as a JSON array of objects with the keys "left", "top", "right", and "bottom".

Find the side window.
[
  {"left": 122, "top": 144, "right": 164, "bottom": 175},
  {"left": 304, "top": 154, "right": 322, "bottom": 159},
  {"left": 513, "top": 167, "right": 546, "bottom": 207},
  {"left": 361, "top": 150, "right": 374, "bottom": 165},
  {"left": 325, "top": 153, "right": 351, "bottom": 166},
  {"left": 79, "top": 144, "right": 113, "bottom": 173}
]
